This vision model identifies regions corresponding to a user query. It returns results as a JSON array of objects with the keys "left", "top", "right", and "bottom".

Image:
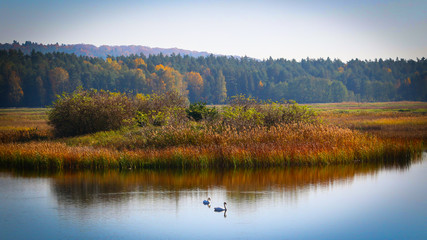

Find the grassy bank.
[
  {"left": 0, "top": 108, "right": 52, "bottom": 143},
  {"left": 0, "top": 101, "right": 425, "bottom": 170},
  {"left": 310, "top": 101, "right": 427, "bottom": 142},
  {"left": 307, "top": 101, "right": 427, "bottom": 113},
  {"left": 0, "top": 123, "right": 422, "bottom": 170}
]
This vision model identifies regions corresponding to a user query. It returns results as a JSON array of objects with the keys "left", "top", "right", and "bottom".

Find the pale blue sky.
[{"left": 1, "top": 0, "right": 426, "bottom": 60}]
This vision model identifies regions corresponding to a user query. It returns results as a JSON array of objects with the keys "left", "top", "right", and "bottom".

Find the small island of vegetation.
[
  {"left": 0, "top": 90, "right": 423, "bottom": 170},
  {"left": 0, "top": 50, "right": 425, "bottom": 170}
]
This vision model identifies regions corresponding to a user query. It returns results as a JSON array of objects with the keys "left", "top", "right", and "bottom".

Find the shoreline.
[{"left": 0, "top": 137, "right": 422, "bottom": 170}]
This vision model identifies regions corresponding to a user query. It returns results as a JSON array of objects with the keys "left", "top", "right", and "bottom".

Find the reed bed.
[
  {"left": 308, "top": 101, "right": 427, "bottom": 112},
  {"left": 0, "top": 104, "right": 424, "bottom": 170},
  {"left": 0, "top": 108, "right": 50, "bottom": 130},
  {"left": 0, "top": 128, "right": 52, "bottom": 143},
  {"left": 320, "top": 111, "right": 427, "bottom": 141},
  {"left": 0, "top": 108, "right": 52, "bottom": 143},
  {"left": 0, "top": 123, "right": 422, "bottom": 170}
]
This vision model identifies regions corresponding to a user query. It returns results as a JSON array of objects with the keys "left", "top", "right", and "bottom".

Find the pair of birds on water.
[{"left": 203, "top": 197, "right": 227, "bottom": 212}]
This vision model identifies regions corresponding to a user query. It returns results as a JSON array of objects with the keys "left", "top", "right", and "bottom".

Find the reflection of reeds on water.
[{"left": 2, "top": 155, "right": 421, "bottom": 207}]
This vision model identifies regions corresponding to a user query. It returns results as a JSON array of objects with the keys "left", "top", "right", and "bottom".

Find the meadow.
[
  {"left": 311, "top": 101, "right": 427, "bottom": 141},
  {"left": 0, "top": 100, "right": 425, "bottom": 170},
  {"left": 0, "top": 108, "right": 52, "bottom": 143}
]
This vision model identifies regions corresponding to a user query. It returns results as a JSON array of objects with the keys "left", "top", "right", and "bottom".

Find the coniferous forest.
[{"left": 0, "top": 48, "right": 426, "bottom": 107}]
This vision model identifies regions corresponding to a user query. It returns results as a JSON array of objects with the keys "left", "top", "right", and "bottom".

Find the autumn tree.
[
  {"left": 133, "top": 58, "right": 147, "bottom": 69},
  {"left": 48, "top": 67, "right": 69, "bottom": 95},
  {"left": 153, "top": 64, "right": 188, "bottom": 96},
  {"left": 184, "top": 71, "right": 204, "bottom": 102},
  {"left": 215, "top": 70, "right": 227, "bottom": 103},
  {"left": 7, "top": 71, "right": 24, "bottom": 105},
  {"left": 106, "top": 57, "right": 122, "bottom": 71},
  {"left": 1, "top": 48, "right": 426, "bottom": 106}
]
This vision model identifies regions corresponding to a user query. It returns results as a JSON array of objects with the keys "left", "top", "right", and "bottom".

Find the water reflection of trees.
[{"left": 45, "top": 158, "right": 416, "bottom": 206}]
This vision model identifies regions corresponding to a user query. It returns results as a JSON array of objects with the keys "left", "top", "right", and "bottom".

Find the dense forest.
[{"left": 0, "top": 49, "right": 426, "bottom": 107}]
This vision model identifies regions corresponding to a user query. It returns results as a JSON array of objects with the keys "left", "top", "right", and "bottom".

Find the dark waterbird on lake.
[{"left": 214, "top": 202, "right": 227, "bottom": 212}]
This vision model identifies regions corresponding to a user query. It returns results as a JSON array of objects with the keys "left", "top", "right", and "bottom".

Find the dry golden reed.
[
  {"left": 0, "top": 123, "right": 422, "bottom": 170},
  {"left": 0, "top": 104, "right": 424, "bottom": 170}
]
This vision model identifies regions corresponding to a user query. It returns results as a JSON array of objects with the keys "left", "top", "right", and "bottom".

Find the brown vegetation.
[
  {"left": 0, "top": 100, "right": 425, "bottom": 170},
  {"left": 312, "top": 102, "right": 427, "bottom": 142}
]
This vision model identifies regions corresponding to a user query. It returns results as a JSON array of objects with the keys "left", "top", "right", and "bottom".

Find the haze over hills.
[{"left": 0, "top": 41, "right": 214, "bottom": 58}]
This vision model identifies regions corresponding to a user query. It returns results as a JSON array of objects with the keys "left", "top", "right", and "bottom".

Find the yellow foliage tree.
[
  {"left": 133, "top": 58, "right": 147, "bottom": 69},
  {"left": 106, "top": 57, "right": 122, "bottom": 71},
  {"left": 48, "top": 67, "right": 69, "bottom": 95},
  {"left": 185, "top": 72, "right": 204, "bottom": 102},
  {"left": 216, "top": 70, "right": 227, "bottom": 103},
  {"left": 153, "top": 64, "right": 187, "bottom": 96}
]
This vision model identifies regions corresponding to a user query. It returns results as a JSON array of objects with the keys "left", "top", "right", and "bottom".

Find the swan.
[
  {"left": 214, "top": 202, "right": 227, "bottom": 212},
  {"left": 203, "top": 197, "right": 211, "bottom": 205}
]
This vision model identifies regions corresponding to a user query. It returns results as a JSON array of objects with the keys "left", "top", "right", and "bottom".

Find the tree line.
[
  {"left": 0, "top": 41, "right": 211, "bottom": 59},
  {"left": 0, "top": 49, "right": 425, "bottom": 107}
]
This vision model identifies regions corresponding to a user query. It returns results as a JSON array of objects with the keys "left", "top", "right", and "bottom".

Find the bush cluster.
[
  {"left": 223, "top": 95, "right": 318, "bottom": 129},
  {"left": 49, "top": 90, "right": 191, "bottom": 136},
  {"left": 134, "top": 92, "right": 188, "bottom": 127},
  {"left": 186, "top": 102, "right": 219, "bottom": 122},
  {"left": 48, "top": 89, "right": 135, "bottom": 137},
  {"left": 48, "top": 90, "right": 317, "bottom": 137}
]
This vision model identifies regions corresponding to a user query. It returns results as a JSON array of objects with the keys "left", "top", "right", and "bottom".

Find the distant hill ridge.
[{"left": 0, "top": 41, "right": 213, "bottom": 58}]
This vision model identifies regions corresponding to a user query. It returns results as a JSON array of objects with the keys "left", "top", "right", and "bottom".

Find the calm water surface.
[{"left": 1, "top": 153, "right": 426, "bottom": 240}]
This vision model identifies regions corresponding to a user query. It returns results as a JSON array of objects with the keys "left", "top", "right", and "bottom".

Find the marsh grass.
[
  {"left": 319, "top": 111, "right": 427, "bottom": 141},
  {"left": 0, "top": 103, "right": 425, "bottom": 170},
  {"left": 0, "top": 108, "right": 52, "bottom": 143},
  {"left": 0, "top": 108, "right": 50, "bottom": 130},
  {"left": 308, "top": 101, "right": 427, "bottom": 142},
  {"left": 307, "top": 101, "right": 427, "bottom": 113},
  {"left": 0, "top": 123, "right": 422, "bottom": 170}
]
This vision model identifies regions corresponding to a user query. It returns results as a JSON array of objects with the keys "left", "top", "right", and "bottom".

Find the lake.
[{"left": 1, "top": 153, "right": 426, "bottom": 240}]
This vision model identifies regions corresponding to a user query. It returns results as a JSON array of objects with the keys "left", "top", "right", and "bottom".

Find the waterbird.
[
  {"left": 214, "top": 202, "right": 227, "bottom": 212},
  {"left": 203, "top": 197, "right": 211, "bottom": 205}
]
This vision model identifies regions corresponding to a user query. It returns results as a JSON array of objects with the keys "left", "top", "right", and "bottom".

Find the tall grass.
[
  {"left": 0, "top": 108, "right": 52, "bottom": 143},
  {"left": 320, "top": 111, "right": 427, "bottom": 141},
  {"left": 0, "top": 128, "right": 51, "bottom": 143},
  {"left": 0, "top": 99, "right": 424, "bottom": 170},
  {"left": 308, "top": 101, "right": 427, "bottom": 113},
  {"left": 0, "top": 123, "right": 422, "bottom": 170}
]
